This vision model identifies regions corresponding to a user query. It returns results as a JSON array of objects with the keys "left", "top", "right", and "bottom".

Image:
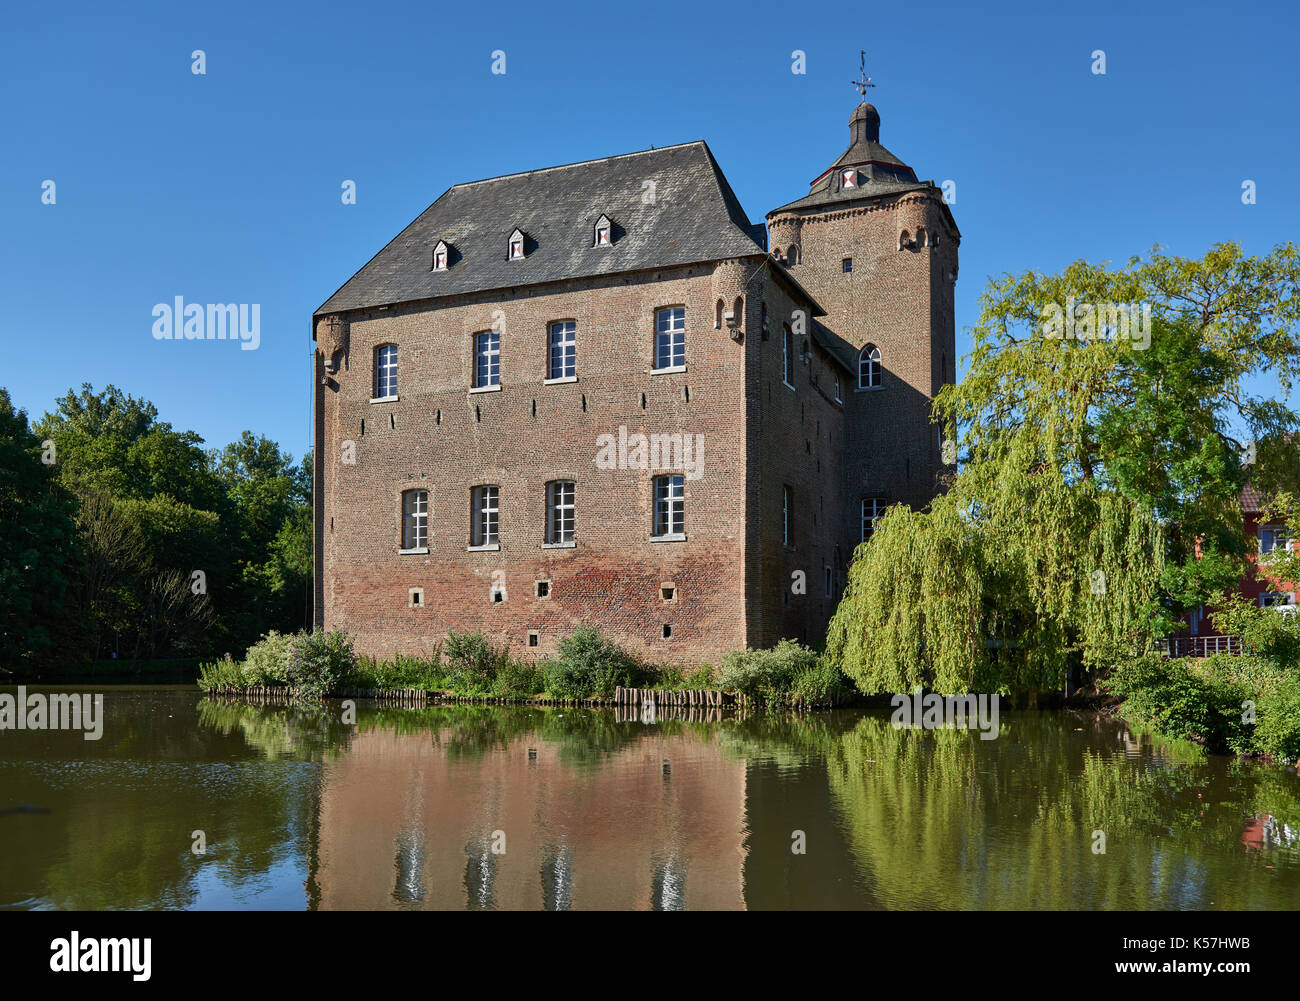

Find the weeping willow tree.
[{"left": 826, "top": 242, "right": 1300, "bottom": 696}]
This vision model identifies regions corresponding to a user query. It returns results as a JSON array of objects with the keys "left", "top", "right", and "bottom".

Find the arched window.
[
  {"left": 786, "top": 245, "right": 799, "bottom": 265},
  {"left": 898, "top": 230, "right": 911, "bottom": 251},
  {"left": 858, "top": 344, "right": 881, "bottom": 389},
  {"left": 715, "top": 299, "right": 724, "bottom": 330}
]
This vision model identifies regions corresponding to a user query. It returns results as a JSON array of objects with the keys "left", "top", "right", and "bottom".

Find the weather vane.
[{"left": 850, "top": 49, "right": 875, "bottom": 99}]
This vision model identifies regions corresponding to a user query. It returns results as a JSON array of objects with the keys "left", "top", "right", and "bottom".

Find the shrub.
[
  {"left": 492, "top": 661, "right": 546, "bottom": 698},
  {"left": 285, "top": 627, "right": 357, "bottom": 698},
  {"left": 1251, "top": 674, "right": 1300, "bottom": 762},
  {"left": 443, "top": 631, "right": 510, "bottom": 689},
  {"left": 197, "top": 655, "right": 244, "bottom": 691},
  {"left": 791, "top": 657, "right": 850, "bottom": 707},
  {"left": 717, "top": 640, "right": 819, "bottom": 704},
  {"left": 1102, "top": 653, "right": 1252, "bottom": 755},
  {"left": 350, "top": 651, "right": 445, "bottom": 690},
  {"left": 544, "top": 627, "right": 642, "bottom": 698},
  {"left": 241, "top": 630, "right": 297, "bottom": 686}
]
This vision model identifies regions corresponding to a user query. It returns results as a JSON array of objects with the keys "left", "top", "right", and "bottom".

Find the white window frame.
[
  {"left": 861, "top": 497, "right": 885, "bottom": 542},
  {"left": 470, "top": 485, "right": 500, "bottom": 549},
  {"left": 653, "top": 307, "right": 686, "bottom": 372},
  {"left": 433, "top": 240, "right": 448, "bottom": 271},
  {"left": 1260, "top": 591, "right": 1295, "bottom": 608},
  {"left": 782, "top": 326, "right": 794, "bottom": 389},
  {"left": 652, "top": 474, "right": 685, "bottom": 539},
  {"left": 546, "top": 480, "right": 575, "bottom": 545},
  {"left": 858, "top": 344, "right": 881, "bottom": 390},
  {"left": 401, "top": 488, "right": 428, "bottom": 552},
  {"left": 548, "top": 321, "right": 576, "bottom": 381},
  {"left": 374, "top": 344, "right": 398, "bottom": 400},
  {"left": 474, "top": 330, "right": 501, "bottom": 388},
  {"left": 1260, "top": 524, "right": 1293, "bottom": 560}
]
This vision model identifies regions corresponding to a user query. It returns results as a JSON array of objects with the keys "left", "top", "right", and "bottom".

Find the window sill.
[
  {"left": 650, "top": 533, "right": 687, "bottom": 543},
  {"left": 782, "top": 380, "right": 795, "bottom": 391},
  {"left": 855, "top": 386, "right": 883, "bottom": 393},
  {"left": 370, "top": 395, "right": 399, "bottom": 405},
  {"left": 542, "top": 541, "right": 576, "bottom": 549},
  {"left": 469, "top": 384, "right": 501, "bottom": 395},
  {"left": 467, "top": 543, "right": 501, "bottom": 552},
  {"left": 650, "top": 365, "right": 687, "bottom": 376},
  {"left": 543, "top": 375, "right": 578, "bottom": 385},
  {"left": 397, "top": 547, "right": 428, "bottom": 556}
]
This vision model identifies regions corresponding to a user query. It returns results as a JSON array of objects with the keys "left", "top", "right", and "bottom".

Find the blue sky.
[{"left": 3, "top": 0, "right": 1296, "bottom": 461}]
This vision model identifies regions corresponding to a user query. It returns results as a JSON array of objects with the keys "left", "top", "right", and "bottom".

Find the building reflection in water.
[{"left": 313, "top": 719, "right": 747, "bottom": 909}]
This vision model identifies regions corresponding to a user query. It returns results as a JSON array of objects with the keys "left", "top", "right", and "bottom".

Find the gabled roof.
[{"left": 315, "top": 141, "right": 767, "bottom": 317}]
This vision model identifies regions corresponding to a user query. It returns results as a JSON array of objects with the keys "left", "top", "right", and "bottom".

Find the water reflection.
[{"left": 2, "top": 688, "right": 1299, "bottom": 910}]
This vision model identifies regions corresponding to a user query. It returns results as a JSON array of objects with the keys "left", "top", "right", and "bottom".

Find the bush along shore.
[{"left": 197, "top": 627, "right": 852, "bottom": 709}]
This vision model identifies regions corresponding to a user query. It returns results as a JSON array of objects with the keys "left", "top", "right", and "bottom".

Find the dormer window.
[
  {"left": 508, "top": 228, "right": 526, "bottom": 260},
  {"left": 841, "top": 169, "right": 857, "bottom": 189},
  {"left": 594, "top": 214, "right": 612, "bottom": 247},
  {"left": 432, "top": 240, "right": 449, "bottom": 271}
]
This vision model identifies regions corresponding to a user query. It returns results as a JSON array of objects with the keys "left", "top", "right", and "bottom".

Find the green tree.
[
  {"left": 0, "top": 389, "right": 78, "bottom": 671},
  {"left": 826, "top": 242, "right": 1300, "bottom": 697}
]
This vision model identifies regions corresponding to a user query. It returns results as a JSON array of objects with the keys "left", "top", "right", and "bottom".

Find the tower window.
[
  {"left": 862, "top": 497, "right": 886, "bottom": 542},
  {"left": 842, "top": 258, "right": 853, "bottom": 273},
  {"left": 841, "top": 169, "right": 857, "bottom": 188},
  {"left": 858, "top": 344, "right": 881, "bottom": 389}
]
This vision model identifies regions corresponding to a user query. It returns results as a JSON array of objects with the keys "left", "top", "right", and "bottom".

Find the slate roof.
[
  {"left": 315, "top": 142, "right": 768, "bottom": 317},
  {"left": 769, "top": 102, "right": 928, "bottom": 216}
]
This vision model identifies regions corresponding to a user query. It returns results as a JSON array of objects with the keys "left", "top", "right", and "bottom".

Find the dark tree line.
[{"left": 0, "top": 383, "right": 311, "bottom": 675}]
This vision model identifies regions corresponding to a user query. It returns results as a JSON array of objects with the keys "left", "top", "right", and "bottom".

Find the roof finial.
[{"left": 850, "top": 49, "right": 874, "bottom": 100}]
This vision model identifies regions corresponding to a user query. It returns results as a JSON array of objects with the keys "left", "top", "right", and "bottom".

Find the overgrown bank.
[{"left": 198, "top": 627, "right": 851, "bottom": 708}]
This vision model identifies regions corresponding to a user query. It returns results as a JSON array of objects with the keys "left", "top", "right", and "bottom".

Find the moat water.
[{"left": 2, "top": 686, "right": 1299, "bottom": 909}]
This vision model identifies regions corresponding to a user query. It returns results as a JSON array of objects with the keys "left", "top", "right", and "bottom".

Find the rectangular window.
[
  {"left": 825, "top": 566, "right": 833, "bottom": 598},
  {"left": 474, "top": 331, "right": 500, "bottom": 388},
  {"left": 842, "top": 258, "right": 853, "bottom": 273},
  {"left": 653, "top": 474, "right": 685, "bottom": 537},
  {"left": 402, "top": 489, "right": 427, "bottom": 549},
  {"left": 548, "top": 321, "right": 576, "bottom": 380},
  {"left": 471, "top": 485, "right": 499, "bottom": 547},
  {"left": 782, "top": 325, "right": 794, "bottom": 387},
  {"left": 834, "top": 374, "right": 842, "bottom": 402},
  {"left": 862, "top": 497, "right": 884, "bottom": 542},
  {"left": 1260, "top": 525, "right": 1292, "bottom": 557},
  {"left": 1261, "top": 591, "right": 1295, "bottom": 607},
  {"left": 782, "top": 485, "right": 793, "bottom": 546},
  {"left": 654, "top": 307, "right": 686, "bottom": 370},
  {"left": 375, "top": 344, "right": 398, "bottom": 399},
  {"left": 546, "top": 480, "right": 575, "bottom": 544}
]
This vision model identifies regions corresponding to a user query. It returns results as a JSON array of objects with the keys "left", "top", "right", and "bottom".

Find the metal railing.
[{"left": 1155, "top": 635, "right": 1244, "bottom": 658}]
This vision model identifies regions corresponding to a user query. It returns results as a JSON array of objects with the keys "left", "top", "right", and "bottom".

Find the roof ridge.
[{"left": 450, "top": 141, "right": 706, "bottom": 190}]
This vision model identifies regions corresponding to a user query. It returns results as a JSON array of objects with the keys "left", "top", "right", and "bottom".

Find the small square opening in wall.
[
  {"left": 662, "top": 623, "right": 672, "bottom": 639},
  {"left": 535, "top": 580, "right": 551, "bottom": 598},
  {"left": 491, "top": 588, "right": 505, "bottom": 604},
  {"left": 408, "top": 588, "right": 424, "bottom": 608},
  {"left": 842, "top": 258, "right": 853, "bottom": 273},
  {"left": 527, "top": 630, "right": 539, "bottom": 647},
  {"left": 660, "top": 583, "right": 676, "bottom": 602}
]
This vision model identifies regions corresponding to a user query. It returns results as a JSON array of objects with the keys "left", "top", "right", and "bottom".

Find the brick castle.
[{"left": 312, "top": 99, "right": 959, "bottom": 665}]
